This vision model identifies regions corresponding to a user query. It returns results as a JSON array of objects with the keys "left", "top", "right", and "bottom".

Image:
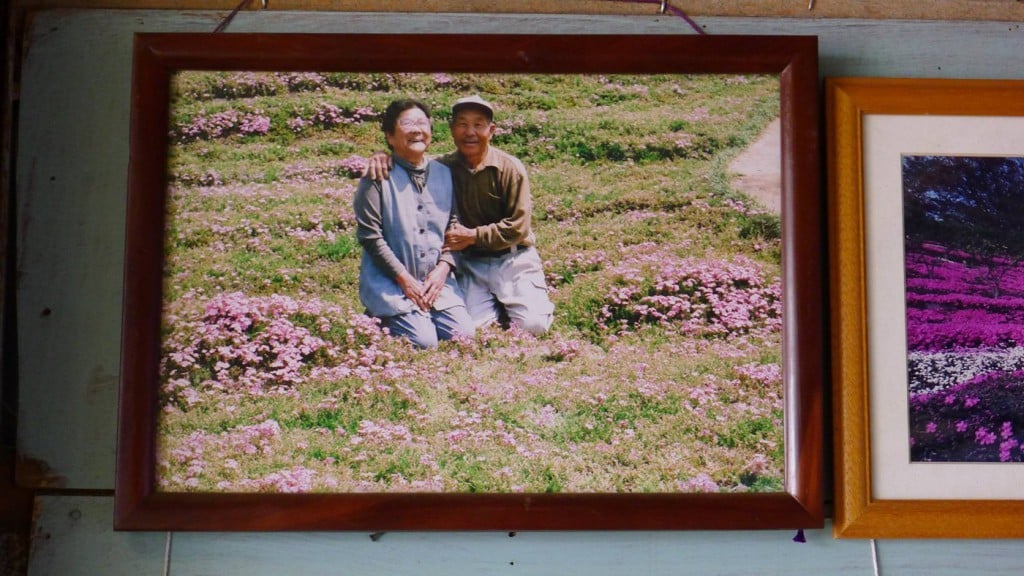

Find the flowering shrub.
[
  {"left": 310, "top": 103, "right": 346, "bottom": 127},
  {"left": 907, "top": 308, "right": 1024, "bottom": 351},
  {"left": 279, "top": 72, "right": 327, "bottom": 92},
  {"left": 422, "top": 73, "right": 471, "bottom": 91},
  {"left": 734, "top": 362, "right": 782, "bottom": 386},
  {"left": 288, "top": 103, "right": 376, "bottom": 134},
  {"left": 174, "top": 109, "right": 272, "bottom": 142},
  {"left": 336, "top": 155, "right": 369, "bottom": 178},
  {"left": 216, "top": 73, "right": 283, "bottom": 98},
  {"left": 908, "top": 348, "right": 1024, "bottom": 394},
  {"left": 493, "top": 117, "right": 528, "bottom": 137},
  {"left": 599, "top": 256, "right": 781, "bottom": 338},
  {"left": 159, "top": 419, "right": 283, "bottom": 490},
  {"left": 542, "top": 336, "right": 583, "bottom": 362},
  {"left": 544, "top": 250, "right": 609, "bottom": 287},
  {"left": 286, "top": 116, "right": 311, "bottom": 133},
  {"left": 281, "top": 156, "right": 368, "bottom": 181},
  {"left": 905, "top": 243, "right": 1024, "bottom": 351},
  {"left": 321, "top": 72, "right": 406, "bottom": 92},
  {"left": 910, "top": 370, "right": 1024, "bottom": 462},
  {"left": 238, "top": 113, "right": 271, "bottom": 136},
  {"left": 431, "top": 73, "right": 454, "bottom": 86},
  {"left": 904, "top": 243, "right": 1024, "bottom": 461},
  {"left": 677, "top": 473, "right": 719, "bottom": 493},
  {"left": 174, "top": 102, "right": 376, "bottom": 144},
  {"left": 905, "top": 245, "right": 1024, "bottom": 353},
  {"left": 175, "top": 72, "right": 285, "bottom": 100},
  {"left": 160, "top": 292, "right": 392, "bottom": 402}
]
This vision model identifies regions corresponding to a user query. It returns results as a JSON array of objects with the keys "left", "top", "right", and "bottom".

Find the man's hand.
[
  {"left": 444, "top": 223, "right": 477, "bottom": 252},
  {"left": 395, "top": 271, "right": 429, "bottom": 311},
  {"left": 362, "top": 151, "right": 392, "bottom": 180},
  {"left": 421, "top": 261, "right": 452, "bottom": 308}
]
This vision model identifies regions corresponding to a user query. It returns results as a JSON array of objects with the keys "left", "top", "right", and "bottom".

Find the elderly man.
[{"left": 367, "top": 95, "right": 553, "bottom": 335}]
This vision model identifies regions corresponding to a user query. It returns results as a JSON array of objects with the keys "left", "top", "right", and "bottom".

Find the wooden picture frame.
[
  {"left": 116, "top": 33, "right": 822, "bottom": 531},
  {"left": 829, "top": 78, "right": 1024, "bottom": 538}
]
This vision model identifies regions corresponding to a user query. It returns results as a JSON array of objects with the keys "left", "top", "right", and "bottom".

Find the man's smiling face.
[{"left": 450, "top": 107, "right": 495, "bottom": 162}]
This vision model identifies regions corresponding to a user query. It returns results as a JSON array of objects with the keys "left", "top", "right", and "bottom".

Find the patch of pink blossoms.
[
  {"left": 599, "top": 256, "right": 781, "bottom": 338},
  {"left": 161, "top": 292, "right": 392, "bottom": 401}
]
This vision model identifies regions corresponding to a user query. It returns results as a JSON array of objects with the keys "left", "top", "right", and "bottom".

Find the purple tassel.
[{"left": 792, "top": 529, "right": 806, "bottom": 543}]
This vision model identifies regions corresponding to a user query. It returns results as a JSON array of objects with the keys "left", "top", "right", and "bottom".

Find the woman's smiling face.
[{"left": 386, "top": 107, "right": 432, "bottom": 163}]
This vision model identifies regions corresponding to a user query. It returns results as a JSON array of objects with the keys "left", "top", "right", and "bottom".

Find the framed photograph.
[
  {"left": 116, "top": 33, "right": 822, "bottom": 531},
  {"left": 829, "top": 78, "right": 1024, "bottom": 538}
]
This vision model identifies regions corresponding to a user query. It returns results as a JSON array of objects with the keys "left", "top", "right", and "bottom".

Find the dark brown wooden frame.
[
  {"left": 829, "top": 77, "right": 1024, "bottom": 538},
  {"left": 116, "top": 33, "right": 822, "bottom": 531}
]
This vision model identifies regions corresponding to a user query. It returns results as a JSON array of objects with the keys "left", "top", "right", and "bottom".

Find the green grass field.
[{"left": 156, "top": 71, "right": 784, "bottom": 494}]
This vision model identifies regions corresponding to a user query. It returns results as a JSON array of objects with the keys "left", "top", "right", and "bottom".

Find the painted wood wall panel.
[
  {"left": 14, "top": 9, "right": 1024, "bottom": 576},
  {"left": 12, "top": 0, "right": 1024, "bottom": 22},
  {"left": 15, "top": 8, "right": 1024, "bottom": 490},
  {"left": 28, "top": 496, "right": 166, "bottom": 576},
  {"left": 172, "top": 526, "right": 869, "bottom": 576},
  {"left": 35, "top": 495, "right": 1024, "bottom": 576},
  {"left": 30, "top": 496, "right": 872, "bottom": 576},
  {"left": 874, "top": 539, "right": 1024, "bottom": 575},
  {"left": 14, "top": 11, "right": 139, "bottom": 489}
]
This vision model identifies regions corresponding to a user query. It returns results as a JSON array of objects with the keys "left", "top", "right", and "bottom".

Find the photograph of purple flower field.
[
  {"left": 904, "top": 155, "right": 1024, "bottom": 463},
  {"left": 156, "top": 71, "right": 785, "bottom": 494}
]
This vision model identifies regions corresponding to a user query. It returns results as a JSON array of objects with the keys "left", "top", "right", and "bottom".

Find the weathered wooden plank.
[
  {"left": 15, "top": 9, "right": 1024, "bottom": 490},
  {"left": 25, "top": 495, "right": 863, "bottom": 575},
  {"left": 12, "top": 12, "right": 1024, "bottom": 576},
  {"left": 875, "top": 539, "right": 1024, "bottom": 575},
  {"left": 14, "top": 12, "right": 138, "bottom": 489},
  {"left": 30, "top": 495, "right": 1024, "bottom": 576},
  {"left": 28, "top": 496, "right": 166, "bottom": 576},
  {"left": 11, "top": 0, "right": 1024, "bottom": 22},
  {"left": 171, "top": 523, "right": 869, "bottom": 575}
]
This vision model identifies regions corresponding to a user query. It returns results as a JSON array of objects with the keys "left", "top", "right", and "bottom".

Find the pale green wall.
[{"left": 16, "top": 10, "right": 1024, "bottom": 574}]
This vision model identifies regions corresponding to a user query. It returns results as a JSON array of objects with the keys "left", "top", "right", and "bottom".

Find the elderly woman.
[{"left": 353, "top": 99, "right": 474, "bottom": 348}]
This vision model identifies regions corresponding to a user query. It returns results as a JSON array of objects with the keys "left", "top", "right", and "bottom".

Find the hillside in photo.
[{"left": 157, "top": 71, "right": 785, "bottom": 493}]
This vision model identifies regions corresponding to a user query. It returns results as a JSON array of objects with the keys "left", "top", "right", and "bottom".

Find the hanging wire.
[
  {"left": 213, "top": 1, "right": 701, "bottom": 35},
  {"left": 213, "top": 0, "right": 258, "bottom": 33},
  {"left": 603, "top": 0, "right": 706, "bottom": 34},
  {"left": 162, "top": 532, "right": 173, "bottom": 576}
]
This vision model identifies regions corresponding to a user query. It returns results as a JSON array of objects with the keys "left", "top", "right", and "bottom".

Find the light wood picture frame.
[{"left": 829, "top": 77, "right": 1024, "bottom": 538}]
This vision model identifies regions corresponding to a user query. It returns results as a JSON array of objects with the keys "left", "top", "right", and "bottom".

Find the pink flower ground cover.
[
  {"left": 158, "top": 70, "right": 786, "bottom": 493},
  {"left": 157, "top": 251, "right": 784, "bottom": 493},
  {"left": 905, "top": 243, "right": 1024, "bottom": 461}
]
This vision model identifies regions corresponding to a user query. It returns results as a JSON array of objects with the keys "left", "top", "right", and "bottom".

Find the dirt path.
[{"left": 728, "top": 118, "right": 781, "bottom": 215}]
